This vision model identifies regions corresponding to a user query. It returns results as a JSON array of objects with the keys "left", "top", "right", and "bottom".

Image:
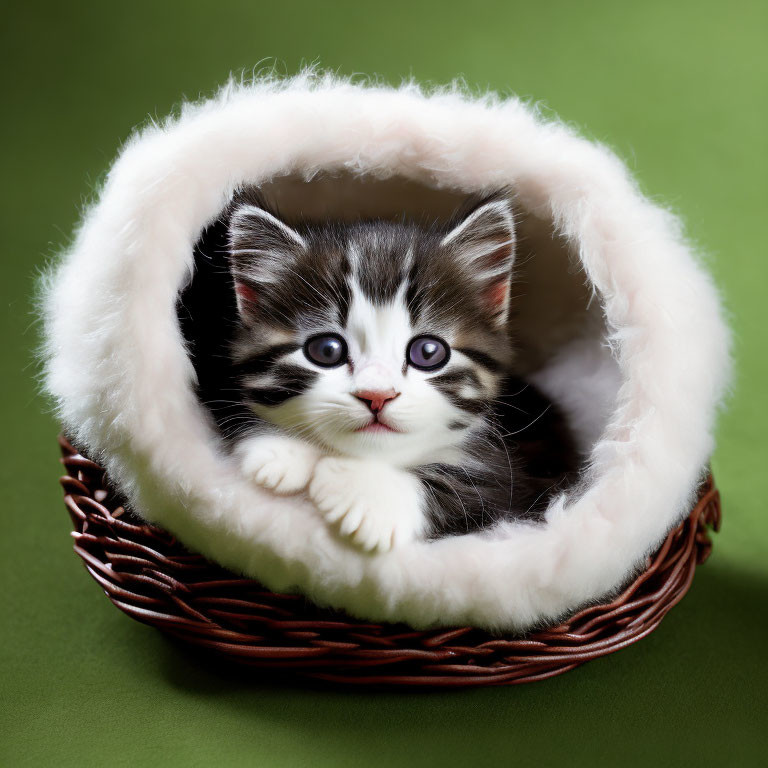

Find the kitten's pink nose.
[{"left": 353, "top": 388, "right": 400, "bottom": 414}]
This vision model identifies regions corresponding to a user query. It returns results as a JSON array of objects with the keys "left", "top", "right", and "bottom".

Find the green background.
[{"left": 2, "top": 1, "right": 766, "bottom": 765}]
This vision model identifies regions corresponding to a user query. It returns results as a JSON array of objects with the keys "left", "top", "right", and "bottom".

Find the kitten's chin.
[
  {"left": 318, "top": 427, "right": 406, "bottom": 461},
  {"left": 317, "top": 425, "right": 460, "bottom": 468},
  {"left": 354, "top": 421, "right": 401, "bottom": 435}
]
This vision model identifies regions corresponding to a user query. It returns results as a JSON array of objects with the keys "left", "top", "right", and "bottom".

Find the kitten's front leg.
[
  {"left": 238, "top": 434, "right": 321, "bottom": 495},
  {"left": 309, "top": 458, "right": 427, "bottom": 552}
]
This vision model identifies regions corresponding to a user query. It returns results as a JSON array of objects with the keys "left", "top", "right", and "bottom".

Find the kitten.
[{"left": 224, "top": 189, "right": 576, "bottom": 552}]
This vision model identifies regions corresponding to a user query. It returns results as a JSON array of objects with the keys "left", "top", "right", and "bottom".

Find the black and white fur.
[{"left": 225, "top": 190, "right": 575, "bottom": 552}]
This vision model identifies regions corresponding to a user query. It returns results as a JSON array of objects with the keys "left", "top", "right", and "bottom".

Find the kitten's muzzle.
[{"left": 352, "top": 389, "right": 400, "bottom": 414}]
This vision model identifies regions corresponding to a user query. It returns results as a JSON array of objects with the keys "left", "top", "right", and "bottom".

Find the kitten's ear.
[
  {"left": 441, "top": 195, "right": 516, "bottom": 327},
  {"left": 227, "top": 201, "right": 306, "bottom": 318}
]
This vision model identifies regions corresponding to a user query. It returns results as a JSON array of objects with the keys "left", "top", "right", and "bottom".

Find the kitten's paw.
[
  {"left": 309, "top": 458, "right": 426, "bottom": 553},
  {"left": 238, "top": 435, "right": 320, "bottom": 495}
]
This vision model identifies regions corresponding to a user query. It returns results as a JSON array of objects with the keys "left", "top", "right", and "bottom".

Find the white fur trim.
[{"left": 43, "top": 73, "right": 730, "bottom": 631}]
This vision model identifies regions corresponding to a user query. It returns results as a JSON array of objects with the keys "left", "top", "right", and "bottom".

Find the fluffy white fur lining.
[{"left": 44, "top": 74, "right": 730, "bottom": 631}]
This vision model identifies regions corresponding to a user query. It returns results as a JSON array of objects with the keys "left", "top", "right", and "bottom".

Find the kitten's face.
[{"left": 228, "top": 192, "right": 516, "bottom": 467}]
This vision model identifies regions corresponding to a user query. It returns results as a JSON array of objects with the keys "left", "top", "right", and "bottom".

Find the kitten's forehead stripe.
[
  {"left": 404, "top": 254, "right": 427, "bottom": 326},
  {"left": 350, "top": 223, "right": 417, "bottom": 307},
  {"left": 336, "top": 250, "right": 352, "bottom": 327}
]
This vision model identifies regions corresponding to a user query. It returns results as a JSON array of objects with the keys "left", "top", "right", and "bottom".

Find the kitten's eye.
[
  {"left": 304, "top": 334, "right": 348, "bottom": 368},
  {"left": 407, "top": 335, "right": 450, "bottom": 371}
]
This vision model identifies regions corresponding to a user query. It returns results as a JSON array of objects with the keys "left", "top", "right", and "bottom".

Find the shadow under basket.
[{"left": 59, "top": 436, "right": 721, "bottom": 688}]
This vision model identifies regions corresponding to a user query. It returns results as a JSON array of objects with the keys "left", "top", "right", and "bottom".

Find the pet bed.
[{"left": 44, "top": 74, "right": 730, "bottom": 658}]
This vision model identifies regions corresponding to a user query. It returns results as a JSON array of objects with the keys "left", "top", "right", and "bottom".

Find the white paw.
[
  {"left": 308, "top": 457, "right": 426, "bottom": 553},
  {"left": 238, "top": 435, "right": 320, "bottom": 495}
]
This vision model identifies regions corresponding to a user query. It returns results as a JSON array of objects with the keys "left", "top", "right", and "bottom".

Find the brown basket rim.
[{"left": 57, "top": 435, "right": 721, "bottom": 688}]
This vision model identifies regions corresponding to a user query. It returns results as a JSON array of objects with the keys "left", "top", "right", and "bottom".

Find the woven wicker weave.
[{"left": 58, "top": 436, "right": 721, "bottom": 687}]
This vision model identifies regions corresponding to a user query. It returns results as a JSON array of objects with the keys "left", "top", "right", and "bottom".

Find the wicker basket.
[{"left": 59, "top": 436, "right": 721, "bottom": 688}]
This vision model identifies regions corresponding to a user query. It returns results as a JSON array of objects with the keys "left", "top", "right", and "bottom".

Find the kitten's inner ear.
[
  {"left": 227, "top": 202, "right": 307, "bottom": 318},
  {"left": 441, "top": 195, "right": 516, "bottom": 326}
]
